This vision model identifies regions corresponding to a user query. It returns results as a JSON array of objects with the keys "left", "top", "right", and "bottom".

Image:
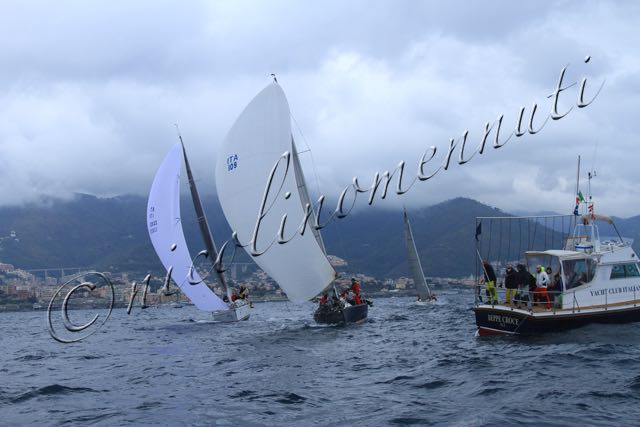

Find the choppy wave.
[
  {"left": 11, "top": 384, "right": 101, "bottom": 403},
  {"left": 3, "top": 291, "right": 640, "bottom": 425}
]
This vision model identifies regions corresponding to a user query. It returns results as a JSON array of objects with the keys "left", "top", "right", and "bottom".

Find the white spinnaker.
[
  {"left": 147, "top": 143, "right": 228, "bottom": 312},
  {"left": 215, "top": 82, "right": 335, "bottom": 302},
  {"left": 403, "top": 210, "right": 433, "bottom": 300}
]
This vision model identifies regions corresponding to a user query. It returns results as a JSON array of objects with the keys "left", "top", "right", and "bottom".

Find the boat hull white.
[
  {"left": 212, "top": 301, "right": 251, "bottom": 322},
  {"left": 415, "top": 300, "right": 436, "bottom": 306}
]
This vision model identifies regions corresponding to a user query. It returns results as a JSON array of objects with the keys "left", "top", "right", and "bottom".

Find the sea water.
[{"left": 2, "top": 286, "right": 640, "bottom": 426}]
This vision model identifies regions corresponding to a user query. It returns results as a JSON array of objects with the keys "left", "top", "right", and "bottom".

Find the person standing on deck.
[
  {"left": 340, "top": 288, "right": 352, "bottom": 306},
  {"left": 553, "top": 270, "right": 563, "bottom": 307},
  {"left": 482, "top": 261, "right": 498, "bottom": 305},
  {"left": 319, "top": 293, "right": 328, "bottom": 305},
  {"left": 350, "top": 278, "right": 363, "bottom": 305},
  {"left": 504, "top": 265, "right": 518, "bottom": 305},
  {"left": 535, "top": 266, "right": 552, "bottom": 309}
]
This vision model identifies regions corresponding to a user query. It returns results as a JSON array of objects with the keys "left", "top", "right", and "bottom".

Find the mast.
[
  {"left": 291, "top": 138, "right": 328, "bottom": 255},
  {"left": 292, "top": 138, "right": 337, "bottom": 297},
  {"left": 176, "top": 126, "right": 231, "bottom": 301}
]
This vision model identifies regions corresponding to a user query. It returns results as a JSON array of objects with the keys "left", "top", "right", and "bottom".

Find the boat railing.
[
  {"left": 572, "top": 292, "right": 580, "bottom": 313},
  {"left": 475, "top": 283, "right": 564, "bottom": 312},
  {"left": 476, "top": 281, "right": 640, "bottom": 314},
  {"left": 563, "top": 288, "right": 639, "bottom": 313}
]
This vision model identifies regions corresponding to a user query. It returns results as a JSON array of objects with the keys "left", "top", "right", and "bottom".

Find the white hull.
[{"left": 212, "top": 301, "right": 251, "bottom": 322}]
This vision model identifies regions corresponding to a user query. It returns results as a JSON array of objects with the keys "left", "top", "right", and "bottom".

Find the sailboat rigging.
[{"left": 147, "top": 138, "right": 251, "bottom": 321}]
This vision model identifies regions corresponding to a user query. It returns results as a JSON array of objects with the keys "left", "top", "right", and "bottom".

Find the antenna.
[
  {"left": 575, "top": 155, "right": 581, "bottom": 197},
  {"left": 573, "top": 155, "right": 581, "bottom": 215}
]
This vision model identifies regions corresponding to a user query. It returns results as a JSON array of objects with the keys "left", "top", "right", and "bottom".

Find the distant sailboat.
[
  {"left": 403, "top": 209, "right": 436, "bottom": 304},
  {"left": 215, "top": 81, "right": 368, "bottom": 324},
  {"left": 147, "top": 141, "right": 250, "bottom": 321},
  {"left": 170, "top": 290, "right": 183, "bottom": 308}
]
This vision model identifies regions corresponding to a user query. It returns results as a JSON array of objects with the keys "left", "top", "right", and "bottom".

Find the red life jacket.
[{"left": 351, "top": 282, "right": 361, "bottom": 294}]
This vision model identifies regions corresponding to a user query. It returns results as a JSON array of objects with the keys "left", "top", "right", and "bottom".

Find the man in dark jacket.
[
  {"left": 482, "top": 260, "right": 498, "bottom": 304},
  {"left": 515, "top": 263, "right": 534, "bottom": 308},
  {"left": 504, "top": 265, "right": 518, "bottom": 305}
]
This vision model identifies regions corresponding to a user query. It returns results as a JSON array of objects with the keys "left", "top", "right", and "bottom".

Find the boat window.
[
  {"left": 611, "top": 264, "right": 625, "bottom": 279},
  {"left": 610, "top": 263, "right": 640, "bottom": 279},
  {"left": 563, "top": 258, "right": 597, "bottom": 289},
  {"left": 628, "top": 264, "right": 640, "bottom": 277}
]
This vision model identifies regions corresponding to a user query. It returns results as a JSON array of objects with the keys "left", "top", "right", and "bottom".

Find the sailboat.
[
  {"left": 403, "top": 209, "right": 436, "bottom": 304},
  {"left": 147, "top": 141, "right": 251, "bottom": 322},
  {"left": 215, "top": 80, "right": 368, "bottom": 324},
  {"left": 170, "top": 290, "right": 183, "bottom": 308}
]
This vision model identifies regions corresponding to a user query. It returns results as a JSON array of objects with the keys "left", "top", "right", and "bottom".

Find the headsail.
[
  {"left": 403, "top": 209, "right": 433, "bottom": 300},
  {"left": 215, "top": 82, "right": 336, "bottom": 302},
  {"left": 147, "top": 143, "right": 228, "bottom": 312}
]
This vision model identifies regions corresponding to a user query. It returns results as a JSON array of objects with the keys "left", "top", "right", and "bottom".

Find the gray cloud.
[{"left": 0, "top": 0, "right": 638, "bottom": 217}]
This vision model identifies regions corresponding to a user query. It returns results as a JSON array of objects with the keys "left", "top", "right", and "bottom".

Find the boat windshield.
[
  {"left": 562, "top": 258, "right": 597, "bottom": 289},
  {"left": 525, "top": 255, "right": 561, "bottom": 274},
  {"left": 525, "top": 253, "right": 564, "bottom": 293}
]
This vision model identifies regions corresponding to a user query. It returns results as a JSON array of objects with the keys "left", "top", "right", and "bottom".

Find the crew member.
[
  {"left": 319, "top": 293, "right": 328, "bottom": 305},
  {"left": 534, "top": 265, "right": 552, "bottom": 309},
  {"left": 504, "top": 265, "right": 518, "bottom": 305},
  {"left": 482, "top": 260, "right": 498, "bottom": 305},
  {"left": 239, "top": 285, "right": 248, "bottom": 300},
  {"left": 351, "top": 278, "right": 363, "bottom": 305}
]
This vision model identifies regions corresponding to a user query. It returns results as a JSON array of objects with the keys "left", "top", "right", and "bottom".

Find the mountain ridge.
[{"left": 0, "top": 194, "right": 638, "bottom": 279}]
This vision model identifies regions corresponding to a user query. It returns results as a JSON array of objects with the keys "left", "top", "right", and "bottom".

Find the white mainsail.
[
  {"left": 403, "top": 210, "right": 433, "bottom": 301},
  {"left": 147, "top": 143, "right": 228, "bottom": 312},
  {"left": 215, "top": 82, "right": 336, "bottom": 302}
]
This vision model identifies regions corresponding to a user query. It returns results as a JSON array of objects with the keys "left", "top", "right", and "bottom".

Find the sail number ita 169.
[{"left": 227, "top": 154, "right": 239, "bottom": 171}]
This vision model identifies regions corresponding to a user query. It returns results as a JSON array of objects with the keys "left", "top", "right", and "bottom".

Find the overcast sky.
[{"left": 0, "top": 1, "right": 638, "bottom": 217}]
